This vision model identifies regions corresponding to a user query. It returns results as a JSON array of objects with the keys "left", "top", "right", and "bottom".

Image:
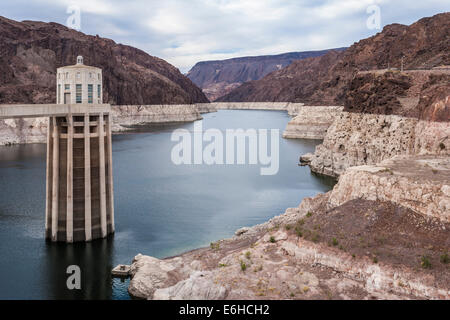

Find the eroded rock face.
[
  {"left": 308, "top": 112, "right": 449, "bottom": 177},
  {"left": 328, "top": 156, "right": 450, "bottom": 223},
  {"left": 283, "top": 106, "right": 343, "bottom": 139},
  {"left": 0, "top": 117, "right": 48, "bottom": 145},
  {"left": 128, "top": 254, "right": 188, "bottom": 299},
  {"left": 0, "top": 16, "right": 208, "bottom": 105},
  {"left": 111, "top": 105, "right": 202, "bottom": 132}
]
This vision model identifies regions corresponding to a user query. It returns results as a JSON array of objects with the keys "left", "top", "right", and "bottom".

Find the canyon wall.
[
  {"left": 283, "top": 106, "right": 343, "bottom": 139},
  {"left": 187, "top": 48, "right": 346, "bottom": 101},
  {"left": 308, "top": 112, "right": 450, "bottom": 177}
]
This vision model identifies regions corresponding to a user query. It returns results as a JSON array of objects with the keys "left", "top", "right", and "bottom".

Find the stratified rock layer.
[
  {"left": 309, "top": 112, "right": 450, "bottom": 177},
  {"left": 328, "top": 155, "right": 450, "bottom": 223},
  {"left": 283, "top": 106, "right": 343, "bottom": 139}
]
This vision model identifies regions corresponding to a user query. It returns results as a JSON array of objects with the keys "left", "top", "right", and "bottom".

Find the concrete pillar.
[
  {"left": 66, "top": 114, "right": 74, "bottom": 243},
  {"left": 84, "top": 114, "right": 92, "bottom": 241},
  {"left": 106, "top": 114, "right": 115, "bottom": 233},
  {"left": 98, "top": 113, "right": 107, "bottom": 238},
  {"left": 51, "top": 117, "right": 59, "bottom": 241},
  {"left": 45, "top": 117, "right": 51, "bottom": 236}
]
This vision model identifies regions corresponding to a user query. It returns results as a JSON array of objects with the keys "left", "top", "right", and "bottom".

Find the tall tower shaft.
[{"left": 45, "top": 57, "right": 114, "bottom": 242}]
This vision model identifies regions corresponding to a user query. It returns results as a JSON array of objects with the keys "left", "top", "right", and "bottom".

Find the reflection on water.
[
  {"left": 44, "top": 239, "right": 114, "bottom": 300},
  {"left": 0, "top": 110, "right": 335, "bottom": 299}
]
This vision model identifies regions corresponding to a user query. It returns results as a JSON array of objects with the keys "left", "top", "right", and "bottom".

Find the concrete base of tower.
[{"left": 45, "top": 105, "right": 115, "bottom": 243}]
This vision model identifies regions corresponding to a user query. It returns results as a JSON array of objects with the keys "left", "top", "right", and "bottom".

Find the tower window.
[
  {"left": 76, "top": 84, "right": 82, "bottom": 103},
  {"left": 98, "top": 84, "right": 101, "bottom": 99},
  {"left": 88, "top": 84, "right": 93, "bottom": 104},
  {"left": 58, "top": 84, "right": 61, "bottom": 104},
  {"left": 77, "top": 72, "right": 81, "bottom": 79},
  {"left": 65, "top": 84, "right": 70, "bottom": 90}
]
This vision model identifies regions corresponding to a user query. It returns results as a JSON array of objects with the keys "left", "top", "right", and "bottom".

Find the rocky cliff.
[
  {"left": 283, "top": 106, "right": 343, "bottom": 139},
  {"left": 218, "top": 12, "right": 450, "bottom": 121},
  {"left": 0, "top": 16, "right": 208, "bottom": 105},
  {"left": 187, "top": 49, "right": 346, "bottom": 101},
  {"left": 307, "top": 112, "right": 449, "bottom": 177}
]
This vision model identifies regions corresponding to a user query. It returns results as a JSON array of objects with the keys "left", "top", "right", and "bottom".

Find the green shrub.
[
  {"left": 332, "top": 238, "right": 338, "bottom": 246},
  {"left": 440, "top": 253, "right": 449, "bottom": 264},
  {"left": 269, "top": 236, "right": 276, "bottom": 243},
  {"left": 240, "top": 260, "right": 247, "bottom": 272},
  {"left": 306, "top": 211, "right": 312, "bottom": 218},
  {"left": 421, "top": 256, "right": 432, "bottom": 269},
  {"left": 210, "top": 242, "right": 220, "bottom": 250}
]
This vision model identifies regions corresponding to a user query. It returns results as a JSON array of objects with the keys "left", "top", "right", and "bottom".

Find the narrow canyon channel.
[{"left": 0, "top": 110, "right": 335, "bottom": 299}]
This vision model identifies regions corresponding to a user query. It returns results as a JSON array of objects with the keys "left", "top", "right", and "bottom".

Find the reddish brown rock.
[
  {"left": 0, "top": 16, "right": 208, "bottom": 105},
  {"left": 219, "top": 12, "right": 450, "bottom": 121}
]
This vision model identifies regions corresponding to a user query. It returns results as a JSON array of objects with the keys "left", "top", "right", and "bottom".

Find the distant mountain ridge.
[
  {"left": 186, "top": 48, "right": 346, "bottom": 101},
  {"left": 0, "top": 16, "right": 208, "bottom": 105},
  {"left": 217, "top": 12, "right": 449, "bottom": 121}
]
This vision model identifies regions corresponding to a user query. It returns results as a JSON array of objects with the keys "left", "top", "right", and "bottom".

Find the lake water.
[{"left": 0, "top": 110, "right": 334, "bottom": 299}]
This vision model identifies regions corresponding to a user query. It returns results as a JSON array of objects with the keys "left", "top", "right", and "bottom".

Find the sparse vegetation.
[
  {"left": 440, "top": 253, "right": 449, "bottom": 264},
  {"left": 245, "top": 251, "right": 251, "bottom": 259},
  {"left": 421, "top": 256, "right": 432, "bottom": 269},
  {"left": 332, "top": 237, "right": 339, "bottom": 246},
  {"left": 285, "top": 224, "right": 292, "bottom": 231},
  {"left": 218, "top": 263, "right": 227, "bottom": 268},
  {"left": 311, "top": 233, "right": 319, "bottom": 243},
  {"left": 297, "top": 218, "right": 305, "bottom": 226},
  {"left": 439, "top": 142, "right": 445, "bottom": 150},
  {"left": 295, "top": 228, "right": 303, "bottom": 238},
  {"left": 306, "top": 211, "right": 313, "bottom": 218},
  {"left": 210, "top": 241, "right": 220, "bottom": 250},
  {"left": 240, "top": 260, "right": 247, "bottom": 272},
  {"left": 253, "top": 265, "right": 263, "bottom": 272},
  {"left": 373, "top": 256, "right": 378, "bottom": 264},
  {"left": 269, "top": 236, "right": 276, "bottom": 243}
]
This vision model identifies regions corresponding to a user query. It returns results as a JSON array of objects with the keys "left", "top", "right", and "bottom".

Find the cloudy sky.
[{"left": 1, "top": 0, "right": 449, "bottom": 73}]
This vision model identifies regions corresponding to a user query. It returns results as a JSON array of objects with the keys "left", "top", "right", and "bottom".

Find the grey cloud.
[{"left": 0, "top": 0, "right": 449, "bottom": 73}]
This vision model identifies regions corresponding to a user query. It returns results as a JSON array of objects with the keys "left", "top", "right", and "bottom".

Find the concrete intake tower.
[{"left": 45, "top": 56, "right": 114, "bottom": 242}]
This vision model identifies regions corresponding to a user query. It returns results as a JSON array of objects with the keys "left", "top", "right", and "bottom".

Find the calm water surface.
[{"left": 0, "top": 110, "right": 334, "bottom": 299}]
